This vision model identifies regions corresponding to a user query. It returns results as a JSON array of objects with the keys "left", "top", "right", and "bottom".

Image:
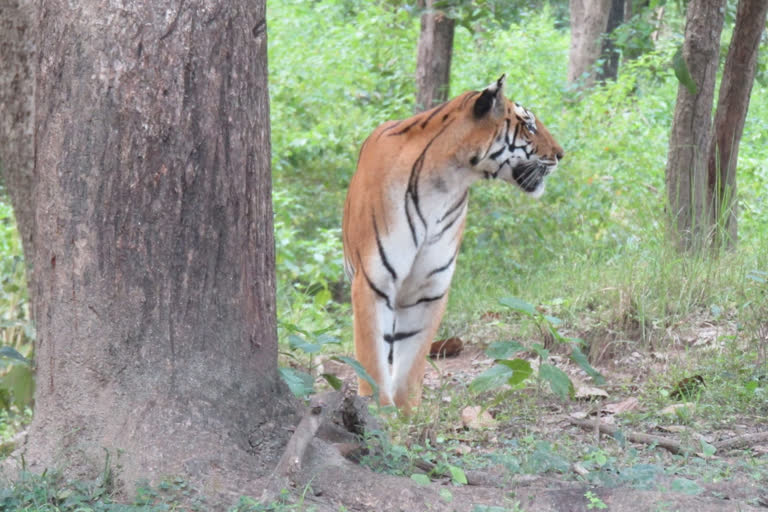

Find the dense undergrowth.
[{"left": 0, "top": 0, "right": 766, "bottom": 509}]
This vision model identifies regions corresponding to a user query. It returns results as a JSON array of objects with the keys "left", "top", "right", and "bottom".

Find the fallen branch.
[
  {"left": 715, "top": 431, "right": 768, "bottom": 451},
  {"left": 569, "top": 418, "right": 684, "bottom": 454}
]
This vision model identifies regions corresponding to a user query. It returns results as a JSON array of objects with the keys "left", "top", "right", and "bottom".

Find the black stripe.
[
  {"left": 389, "top": 117, "right": 422, "bottom": 136},
  {"left": 508, "top": 123, "right": 519, "bottom": 146},
  {"left": 489, "top": 146, "right": 505, "bottom": 160},
  {"left": 428, "top": 248, "right": 459, "bottom": 277},
  {"left": 359, "top": 253, "right": 392, "bottom": 310},
  {"left": 386, "top": 329, "right": 422, "bottom": 364},
  {"left": 373, "top": 214, "right": 397, "bottom": 281},
  {"left": 384, "top": 330, "right": 421, "bottom": 343},
  {"left": 402, "top": 293, "right": 446, "bottom": 308},
  {"left": 439, "top": 190, "right": 469, "bottom": 223},
  {"left": 377, "top": 121, "right": 402, "bottom": 139},
  {"left": 459, "top": 91, "right": 480, "bottom": 109},
  {"left": 406, "top": 121, "right": 454, "bottom": 240},
  {"left": 404, "top": 196, "right": 418, "bottom": 246},
  {"left": 430, "top": 209, "right": 462, "bottom": 244},
  {"left": 420, "top": 101, "right": 450, "bottom": 128}
]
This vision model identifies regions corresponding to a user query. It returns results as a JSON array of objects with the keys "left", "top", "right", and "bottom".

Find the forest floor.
[{"left": 278, "top": 315, "right": 768, "bottom": 512}]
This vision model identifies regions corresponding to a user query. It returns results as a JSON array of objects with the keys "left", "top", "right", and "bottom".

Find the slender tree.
[
  {"left": 415, "top": 0, "right": 455, "bottom": 112},
  {"left": 568, "top": 0, "right": 611, "bottom": 87},
  {"left": 665, "top": 0, "right": 726, "bottom": 250},
  {"left": 706, "top": 0, "right": 768, "bottom": 247},
  {"left": 0, "top": 0, "right": 36, "bottom": 299},
  {"left": 597, "top": 0, "right": 625, "bottom": 82},
  {"left": 0, "top": 0, "right": 297, "bottom": 497}
]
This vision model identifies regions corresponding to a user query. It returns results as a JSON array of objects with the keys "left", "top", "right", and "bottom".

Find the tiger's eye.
[{"left": 470, "top": 155, "right": 479, "bottom": 166}]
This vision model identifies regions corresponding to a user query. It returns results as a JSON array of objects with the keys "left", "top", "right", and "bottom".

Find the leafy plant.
[{"left": 471, "top": 297, "right": 604, "bottom": 399}]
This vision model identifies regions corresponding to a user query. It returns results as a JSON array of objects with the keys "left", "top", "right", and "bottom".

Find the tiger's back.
[{"left": 343, "top": 76, "right": 563, "bottom": 410}]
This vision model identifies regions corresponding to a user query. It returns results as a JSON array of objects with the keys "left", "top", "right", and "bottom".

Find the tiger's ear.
[{"left": 473, "top": 74, "right": 506, "bottom": 119}]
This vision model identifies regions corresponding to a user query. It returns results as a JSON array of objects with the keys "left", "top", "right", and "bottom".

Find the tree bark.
[
  {"left": 0, "top": 0, "right": 37, "bottom": 300},
  {"left": 597, "top": 0, "right": 625, "bottom": 82},
  {"left": 706, "top": 0, "right": 768, "bottom": 248},
  {"left": 665, "top": 0, "right": 726, "bottom": 251},
  {"left": 568, "top": 0, "right": 611, "bottom": 87},
  {"left": 415, "top": 0, "right": 455, "bottom": 112},
  {"left": 11, "top": 0, "right": 297, "bottom": 498}
]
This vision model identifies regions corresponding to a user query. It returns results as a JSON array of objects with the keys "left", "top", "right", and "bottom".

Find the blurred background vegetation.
[{"left": 267, "top": 0, "right": 768, "bottom": 358}]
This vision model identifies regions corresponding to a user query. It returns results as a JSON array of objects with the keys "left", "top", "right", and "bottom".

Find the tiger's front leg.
[
  {"left": 350, "top": 271, "right": 396, "bottom": 405},
  {"left": 390, "top": 294, "right": 451, "bottom": 411}
]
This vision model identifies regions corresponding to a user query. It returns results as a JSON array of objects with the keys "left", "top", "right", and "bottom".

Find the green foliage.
[
  {"left": 0, "top": 203, "right": 32, "bottom": 438},
  {"left": 471, "top": 297, "right": 603, "bottom": 400}
]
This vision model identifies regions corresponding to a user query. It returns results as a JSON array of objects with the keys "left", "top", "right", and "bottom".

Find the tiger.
[{"left": 342, "top": 75, "right": 564, "bottom": 411}]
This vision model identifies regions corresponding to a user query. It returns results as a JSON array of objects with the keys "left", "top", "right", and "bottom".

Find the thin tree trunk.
[
  {"left": 0, "top": 0, "right": 36, "bottom": 306},
  {"left": 665, "top": 0, "right": 726, "bottom": 251},
  {"left": 597, "top": 0, "right": 625, "bottom": 82},
  {"left": 568, "top": 0, "right": 611, "bottom": 87},
  {"left": 415, "top": 0, "right": 455, "bottom": 112},
  {"left": 13, "top": 0, "right": 297, "bottom": 499},
  {"left": 706, "top": 0, "right": 768, "bottom": 248}
]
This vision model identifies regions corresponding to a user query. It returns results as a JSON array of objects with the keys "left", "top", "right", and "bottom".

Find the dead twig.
[{"left": 569, "top": 418, "right": 684, "bottom": 454}]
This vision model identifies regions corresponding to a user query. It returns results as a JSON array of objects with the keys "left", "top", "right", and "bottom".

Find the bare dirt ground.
[{"left": 291, "top": 324, "right": 767, "bottom": 512}]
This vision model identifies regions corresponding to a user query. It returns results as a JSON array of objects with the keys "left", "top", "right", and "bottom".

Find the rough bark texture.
[
  {"left": 415, "top": 0, "right": 455, "bottom": 112},
  {"left": 597, "top": 0, "right": 625, "bottom": 82},
  {"left": 12, "top": 0, "right": 298, "bottom": 498},
  {"left": 664, "top": 0, "right": 725, "bottom": 250},
  {"left": 706, "top": 0, "right": 768, "bottom": 248},
  {"left": 568, "top": 0, "right": 611, "bottom": 87},
  {"left": 0, "top": 0, "right": 37, "bottom": 299}
]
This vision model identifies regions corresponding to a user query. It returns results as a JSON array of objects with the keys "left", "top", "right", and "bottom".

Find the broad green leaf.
[
  {"left": 439, "top": 488, "right": 453, "bottom": 502},
  {"left": 448, "top": 465, "right": 468, "bottom": 485},
  {"left": 497, "top": 358, "right": 534, "bottom": 386},
  {"left": 278, "top": 367, "right": 314, "bottom": 397},
  {"left": 315, "top": 333, "right": 341, "bottom": 346},
  {"left": 539, "top": 364, "right": 573, "bottom": 399},
  {"left": 498, "top": 297, "right": 536, "bottom": 316},
  {"left": 485, "top": 340, "right": 526, "bottom": 360},
  {"left": 321, "top": 373, "right": 343, "bottom": 390},
  {"left": 0, "top": 346, "right": 29, "bottom": 365},
  {"left": 469, "top": 364, "right": 513, "bottom": 394},
  {"left": 570, "top": 346, "right": 606, "bottom": 385},
  {"left": 313, "top": 288, "right": 332, "bottom": 307},
  {"left": 2, "top": 364, "right": 34, "bottom": 408},
  {"left": 699, "top": 439, "right": 716, "bottom": 458},
  {"left": 543, "top": 315, "right": 562, "bottom": 326},
  {"left": 672, "top": 46, "right": 697, "bottom": 95},
  {"left": 287, "top": 334, "right": 321, "bottom": 354},
  {"left": 531, "top": 344, "right": 549, "bottom": 360},
  {"left": 331, "top": 356, "right": 379, "bottom": 404},
  {"left": 410, "top": 473, "right": 430, "bottom": 486}
]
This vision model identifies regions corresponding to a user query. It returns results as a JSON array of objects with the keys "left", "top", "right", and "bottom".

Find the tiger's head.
[{"left": 463, "top": 75, "right": 563, "bottom": 198}]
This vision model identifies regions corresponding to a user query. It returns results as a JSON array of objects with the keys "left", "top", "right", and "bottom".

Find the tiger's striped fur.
[{"left": 342, "top": 76, "right": 564, "bottom": 410}]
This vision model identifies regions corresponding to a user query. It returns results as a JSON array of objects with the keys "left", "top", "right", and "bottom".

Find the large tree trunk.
[
  {"left": 568, "top": 0, "right": 611, "bottom": 87},
  {"left": 706, "top": 0, "right": 768, "bottom": 248},
  {"left": 415, "top": 0, "right": 455, "bottom": 112},
  {"left": 664, "top": 0, "right": 726, "bottom": 251},
  {"left": 5, "top": 0, "right": 297, "bottom": 499},
  {"left": 0, "top": 0, "right": 36, "bottom": 302}
]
